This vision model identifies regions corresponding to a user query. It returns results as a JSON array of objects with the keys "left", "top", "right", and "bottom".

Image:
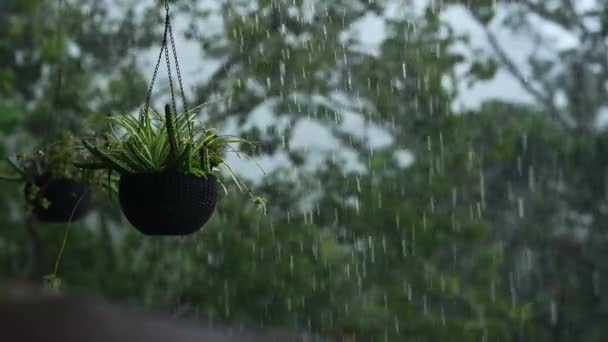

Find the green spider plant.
[
  {"left": 0, "top": 133, "right": 94, "bottom": 210},
  {"left": 76, "top": 104, "right": 267, "bottom": 214},
  {"left": 1, "top": 133, "right": 82, "bottom": 182}
]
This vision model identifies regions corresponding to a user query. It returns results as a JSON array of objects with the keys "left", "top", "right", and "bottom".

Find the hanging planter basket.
[
  {"left": 118, "top": 172, "right": 218, "bottom": 235},
  {"left": 24, "top": 174, "right": 92, "bottom": 223},
  {"left": 76, "top": 0, "right": 266, "bottom": 236},
  {"left": 1, "top": 133, "right": 94, "bottom": 224}
]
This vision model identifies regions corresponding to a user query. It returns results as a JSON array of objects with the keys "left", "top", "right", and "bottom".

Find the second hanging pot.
[
  {"left": 24, "top": 174, "right": 92, "bottom": 223},
  {"left": 118, "top": 172, "right": 218, "bottom": 236}
]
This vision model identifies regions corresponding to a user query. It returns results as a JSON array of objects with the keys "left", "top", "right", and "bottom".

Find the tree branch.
[{"left": 469, "top": 13, "right": 577, "bottom": 129}]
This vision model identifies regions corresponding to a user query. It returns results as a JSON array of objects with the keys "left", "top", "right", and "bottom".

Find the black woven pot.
[
  {"left": 24, "top": 175, "right": 92, "bottom": 223},
  {"left": 118, "top": 172, "right": 218, "bottom": 236}
]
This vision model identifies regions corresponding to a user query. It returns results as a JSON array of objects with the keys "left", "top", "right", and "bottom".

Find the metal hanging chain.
[
  {"left": 165, "top": 2, "right": 192, "bottom": 137},
  {"left": 167, "top": 17, "right": 188, "bottom": 117},
  {"left": 141, "top": 11, "right": 169, "bottom": 122},
  {"left": 141, "top": 0, "right": 191, "bottom": 139},
  {"left": 164, "top": 26, "right": 177, "bottom": 120}
]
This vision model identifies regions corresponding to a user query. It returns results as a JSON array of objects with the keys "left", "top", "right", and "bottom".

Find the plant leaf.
[{"left": 82, "top": 139, "right": 134, "bottom": 174}]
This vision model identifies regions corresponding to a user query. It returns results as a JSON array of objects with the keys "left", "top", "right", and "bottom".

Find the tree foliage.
[{"left": 1, "top": 0, "right": 605, "bottom": 341}]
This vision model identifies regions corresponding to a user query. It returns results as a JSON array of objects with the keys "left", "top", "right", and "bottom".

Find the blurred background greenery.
[{"left": 1, "top": 0, "right": 608, "bottom": 340}]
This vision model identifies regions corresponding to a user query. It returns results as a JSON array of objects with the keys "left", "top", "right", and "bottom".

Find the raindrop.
[
  {"left": 276, "top": 244, "right": 283, "bottom": 260},
  {"left": 369, "top": 240, "right": 375, "bottom": 264},
  {"left": 224, "top": 280, "right": 230, "bottom": 317},
  {"left": 467, "top": 149, "right": 474, "bottom": 171},
  {"left": 550, "top": 299, "right": 558, "bottom": 327},
  {"left": 517, "top": 197, "right": 525, "bottom": 218},
  {"left": 509, "top": 272, "right": 518, "bottom": 307},
  {"left": 422, "top": 213, "right": 427, "bottom": 231},
  {"left": 439, "top": 131, "right": 445, "bottom": 158},
  {"left": 411, "top": 225, "right": 416, "bottom": 256},
  {"left": 450, "top": 213, "right": 457, "bottom": 231},
  {"left": 479, "top": 168, "right": 485, "bottom": 209},
  {"left": 382, "top": 235, "right": 386, "bottom": 254},
  {"left": 528, "top": 166, "right": 535, "bottom": 191},
  {"left": 279, "top": 62, "right": 285, "bottom": 86},
  {"left": 333, "top": 208, "right": 339, "bottom": 225},
  {"left": 517, "top": 156, "right": 523, "bottom": 176},
  {"left": 347, "top": 72, "right": 352, "bottom": 90},
  {"left": 593, "top": 270, "right": 600, "bottom": 296},
  {"left": 423, "top": 295, "right": 428, "bottom": 316}
]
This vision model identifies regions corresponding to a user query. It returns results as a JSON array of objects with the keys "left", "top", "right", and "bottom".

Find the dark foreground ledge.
[{"left": 0, "top": 278, "right": 323, "bottom": 342}]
